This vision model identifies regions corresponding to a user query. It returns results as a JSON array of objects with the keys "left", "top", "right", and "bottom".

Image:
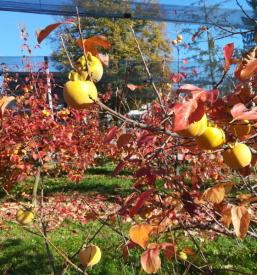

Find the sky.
[{"left": 0, "top": 0, "right": 252, "bottom": 58}]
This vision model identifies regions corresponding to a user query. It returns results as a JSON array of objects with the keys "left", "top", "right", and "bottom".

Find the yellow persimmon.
[
  {"left": 79, "top": 244, "right": 101, "bottom": 267},
  {"left": 63, "top": 80, "right": 97, "bottom": 109},
  {"left": 16, "top": 209, "right": 34, "bottom": 225},
  {"left": 223, "top": 143, "right": 252, "bottom": 169},
  {"left": 178, "top": 114, "right": 207, "bottom": 137},
  {"left": 196, "top": 127, "right": 225, "bottom": 149}
]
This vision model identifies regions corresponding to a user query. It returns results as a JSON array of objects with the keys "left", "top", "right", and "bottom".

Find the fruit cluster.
[
  {"left": 172, "top": 34, "right": 183, "bottom": 46},
  {"left": 63, "top": 53, "right": 103, "bottom": 109},
  {"left": 177, "top": 115, "right": 252, "bottom": 170}
]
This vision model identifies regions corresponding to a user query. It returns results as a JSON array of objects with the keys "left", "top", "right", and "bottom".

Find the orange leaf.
[
  {"left": 141, "top": 247, "right": 161, "bottom": 274},
  {"left": 203, "top": 184, "right": 225, "bottom": 204},
  {"left": 231, "top": 205, "right": 250, "bottom": 238},
  {"left": 129, "top": 224, "right": 153, "bottom": 249},
  {"left": 0, "top": 96, "right": 15, "bottom": 119},
  {"left": 77, "top": 35, "right": 111, "bottom": 56},
  {"left": 37, "top": 18, "right": 76, "bottom": 44}
]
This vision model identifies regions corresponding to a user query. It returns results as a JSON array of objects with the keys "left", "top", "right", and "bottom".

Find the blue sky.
[
  {"left": 0, "top": 0, "right": 252, "bottom": 57},
  {"left": 0, "top": 11, "right": 56, "bottom": 56}
]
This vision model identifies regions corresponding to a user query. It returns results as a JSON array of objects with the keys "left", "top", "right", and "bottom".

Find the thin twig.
[{"left": 60, "top": 35, "right": 75, "bottom": 70}]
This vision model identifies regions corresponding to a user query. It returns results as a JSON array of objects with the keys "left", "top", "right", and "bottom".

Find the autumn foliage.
[{"left": 0, "top": 15, "right": 257, "bottom": 274}]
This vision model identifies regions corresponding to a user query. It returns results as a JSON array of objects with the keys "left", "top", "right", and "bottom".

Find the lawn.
[{"left": 0, "top": 165, "right": 257, "bottom": 275}]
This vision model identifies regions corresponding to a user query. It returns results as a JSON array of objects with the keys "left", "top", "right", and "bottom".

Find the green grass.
[
  {"left": 0, "top": 165, "right": 257, "bottom": 274},
  {"left": 1, "top": 220, "right": 257, "bottom": 275}
]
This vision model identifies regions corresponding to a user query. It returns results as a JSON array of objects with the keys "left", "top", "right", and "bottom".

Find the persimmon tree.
[{"left": 1, "top": 6, "right": 257, "bottom": 275}]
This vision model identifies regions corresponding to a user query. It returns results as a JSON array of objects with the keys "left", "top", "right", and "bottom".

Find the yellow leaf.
[{"left": 129, "top": 224, "right": 153, "bottom": 249}]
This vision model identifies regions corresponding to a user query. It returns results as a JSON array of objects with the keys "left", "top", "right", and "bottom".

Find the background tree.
[{"left": 52, "top": 0, "right": 172, "bottom": 112}]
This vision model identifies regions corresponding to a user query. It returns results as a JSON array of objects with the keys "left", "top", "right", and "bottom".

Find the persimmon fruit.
[
  {"left": 63, "top": 80, "right": 97, "bottom": 109},
  {"left": 196, "top": 127, "right": 225, "bottom": 149},
  {"left": 223, "top": 143, "right": 252, "bottom": 169}
]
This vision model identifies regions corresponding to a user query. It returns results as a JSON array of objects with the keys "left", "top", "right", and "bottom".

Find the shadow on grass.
[
  {"left": 43, "top": 176, "right": 132, "bottom": 198},
  {"left": 86, "top": 166, "right": 132, "bottom": 176},
  {"left": 0, "top": 238, "right": 52, "bottom": 275}
]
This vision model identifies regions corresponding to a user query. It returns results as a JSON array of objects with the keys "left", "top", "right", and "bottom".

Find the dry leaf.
[
  {"left": 220, "top": 204, "right": 232, "bottom": 228},
  {"left": 203, "top": 184, "right": 225, "bottom": 204},
  {"left": 231, "top": 205, "right": 250, "bottom": 238}
]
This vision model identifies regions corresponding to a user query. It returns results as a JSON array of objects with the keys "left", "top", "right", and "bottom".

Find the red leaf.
[
  {"left": 170, "top": 72, "right": 186, "bottom": 83},
  {"left": 159, "top": 243, "right": 175, "bottom": 260},
  {"left": 181, "top": 191, "right": 197, "bottom": 216},
  {"left": 141, "top": 248, "right": 161, "bottom": 274},
  {"left": 231, "top": 103, "right": 257, "bottom": 121},
  {"left": 172, "top": 100, "right": 205, "bottom": 132},
  {"left": 117, "top": 133, "right": 132, "bottom": 149},
  {"left": 130, "top": 189, "right": 155, "bottom": 217},
  {"left": 192, "top": 26, "right": 208, "bottom": 42},
  {"left": 112, "top": 161, "right": 125, "bottom": 177},
  {"left": 173, "top": 86, "right": 219, "bottom": 131},
  {"left": 37, "top": 18, "right": 76, "bottom": 44},
  {"left": 77, "top": 35, "right": 111, "bottom": 56},
  {"left": 235, "top": 60, "right": 257, "bottom": 81},
  {"left": 103, "top": 126, "right": 118, "bottom": 143},
  {"left": 223, "top": 43, "right": 234, "bottom": 71}
]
